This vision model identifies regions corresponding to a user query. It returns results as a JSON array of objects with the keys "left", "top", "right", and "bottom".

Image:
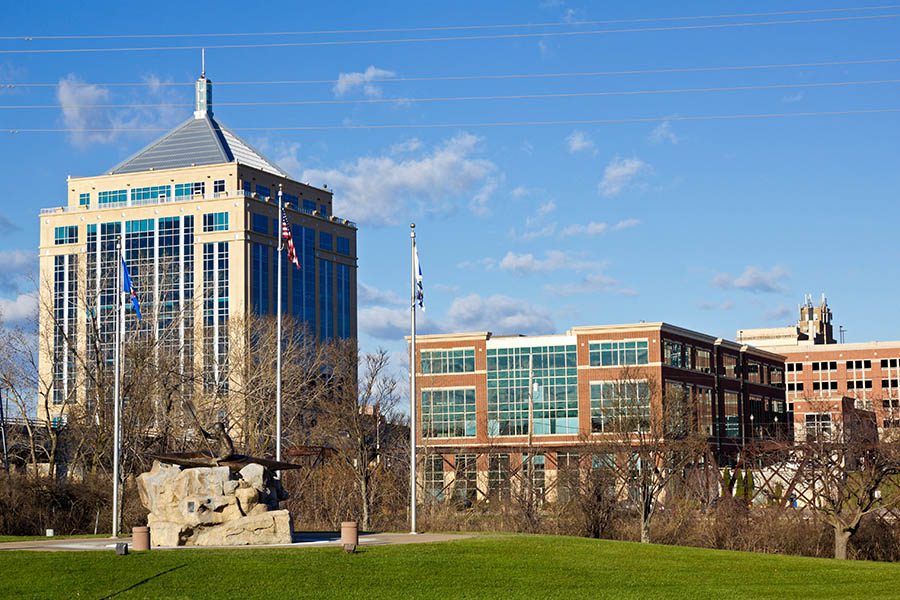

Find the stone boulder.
[{"left": 137, "top": 460, "right": 293, "bottom": 547}]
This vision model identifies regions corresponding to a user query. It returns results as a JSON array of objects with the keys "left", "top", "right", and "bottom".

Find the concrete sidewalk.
[{"left": 0, "top": 531, "right": 473, "bottom": 552}]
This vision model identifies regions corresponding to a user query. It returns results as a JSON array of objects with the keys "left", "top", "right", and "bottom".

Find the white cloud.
[
  {"left": 359, "top": 282, "right": 405, "bottom": 307},
  {"left": 712, "top": 266, "right": 789, "bottom": 294},
  {"left": 561, "top": 221, "right": 608, "bottom": 237},
  {"left": 510, "top": 199, "right": 559, "bottom": 240},
  {"left": 0, "top": 292, "right": 37, "bottom": 325},
  {"left": 765, "top": 304, "right": 792, "bottom": 321},
  {"left": 0, "top": 249, "right": 36, "bottom": 294},
  {"left": 649, "top": 121, "right": 679, "bottom": 145},
  {"left": 445, "top": 293, "right": 555, "bottom": 335},
  {"left": 599, "top": 157, "right": 651, "bottom": 197},
  {"left": 457, "top": 257, "right": 496, "bottom": 271},
  {"left": 536, "top": 200, "right": 556, "bottom": 217},
  {"left": 782, "top": 91, "right": 804, "bottom": 103},
  {"left": 560, "top": 218, "right": 640, "bottom": 237},
  {"left": 390, "top": 138, "right": 422, "bottom": 154},
  {"left": 698, "top": 300, "right": 735, "bottom": 311},
  {"left": 613, "top": 218, "right": 640, "bottom": 231},
  {"left": 499, "top": 250, "right": 599, "bottom": 274},
  {"left": 548, "top": 272, "right": 638, "bottom": 297},
  {"left": 301, "top": 133, "right": 499, "bottom": 226},
  {"left": 333, "top": 66, "right": 396, "bottom": 98},
  {"left": 565, "top": 130, "right": 596, "bottom": 154},
  {"left": 358, "top": 305, "right": 411, "bottom": 340},
  {"left": 57, "top": 74, "right": 184, "bottom": 148},
  {"left": 510, "top": 185, "right": 532, "bottom": 199},
  {"left": 270, "top": 142, "right": 304, "bottom": 179}
]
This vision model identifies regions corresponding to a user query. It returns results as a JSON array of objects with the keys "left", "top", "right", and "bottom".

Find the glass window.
[
  {"left": 488, "top": 454, "right": 510, "bottom": 501},
  {"left": 256, "top": 184, "right": 271, "bottom": 198},
  {"left": 79, "top": 192, "right": 90, "bottom": 206},
  {"left": 251, "top": 213, "right": 269, "bottom": 235},
  {"left": 695, "top": 387, "right": 713, "bottom": 436},
  {"left": 590, "top": 380, "right": 650, "bottom": 433},
  {"left": 319, "top": 258, "right": 333, "bottom": 340},
  {"left": 664, "top": 340, "right": 683, "bottom": 368},
  {"left": 588, "top": 339, "right": 649, "bottom": 367},
  {"left": 723, "top": 354, "right": 739, "bottom": 378},
  {"left": 337, "top": 236, "right": 351, "bottom": 256},
  {"left": 98, "top": 189, "right": 127, "bottom": 205},
  {"left": 421, "top": 388, "right": 477, "bottom": 438},
  {"left": 696, "top": 349, "right": 712, "bottom": 373},
  {"left": 421, "top": 348, "right": 476, "bottom": 374},
  {"left": 724, "top": 391, "right": 740, "bottom": 438},
  {"left": 453, "top": 454, "right": 478, "bottom": 506},
  {"left": 213, "top": 179, "right": 225, "bottom": 194},
  {"left": 175, "top": 182, "right": 204, "bottom": 198},
  {"left": 202, "top": 212, "right": 229, "bottom": 232},
  {"left": 251, "top": 243, "right": 269, "bottom": 315},
  {"left": 487, "top": 345, "right": 578, "bottom": 436},
  {"left": 805, "top": 413, "right": 832, "bottom": 440},
  {"left": 319, "top": 232, "right": 333, "bottom": 251},
  {"left": 303, "top": 199, "right": 317, "bottom": 213},
  {"left": 132, "top": 185, "right": 170, "bottom": 203},
  {"left": 54, "top": 225, "right": 78, "bottom": 245},
  {"left": 319, "top": 204, "right": 329, "bottom": 216},
  {"left": 424, "top": 455, "right": 445, "bottom": 502}
]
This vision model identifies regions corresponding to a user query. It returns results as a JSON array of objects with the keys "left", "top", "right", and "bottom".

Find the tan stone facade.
[{"left": 38, "top": 127, "right": 357, "bottom": 424}]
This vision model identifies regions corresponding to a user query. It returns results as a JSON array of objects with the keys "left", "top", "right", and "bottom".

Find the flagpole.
[
  {"left": 111, "top": 234, "right": 123, "bottom": 538},
  {"left": 409, "top": 223, "right": 417, "bottom": 534},
  {"left": 275, "top": 185, "right": 284, "bottom": 467}
]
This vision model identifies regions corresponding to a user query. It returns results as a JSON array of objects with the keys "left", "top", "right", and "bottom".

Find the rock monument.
[{"left": 137, "top": 422, "right": 300, "bottom": 547}]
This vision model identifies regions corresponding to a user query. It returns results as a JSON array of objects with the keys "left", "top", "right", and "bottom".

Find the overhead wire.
[
  {"left": 1, "top": 4, "right": 897, "bottom": 41},
  {"left": 4, "top": 107, "right": 899, "bottom": 133},
  {"left": 3, "top": 78, "right": 899, "bottom": 110},
  {"left": 4, "top": 57, "right": 900, "bottom": 88},
  {"left": 0, "top": 13, "right": 898, "bottom": 55}
]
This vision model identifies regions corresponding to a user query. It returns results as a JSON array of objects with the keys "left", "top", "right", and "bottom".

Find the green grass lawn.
[{"left": 1, "top": 535, "right": 898, "bottom": 599}]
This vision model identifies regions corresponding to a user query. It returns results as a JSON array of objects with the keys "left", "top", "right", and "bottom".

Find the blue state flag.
[{"left": 121, "top": 254, "right": 142, "bottom": 321}]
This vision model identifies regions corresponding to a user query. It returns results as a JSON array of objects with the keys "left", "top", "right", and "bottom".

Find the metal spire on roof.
[{"left": 194, "top": 52, "right": 212, "bottom": 119}]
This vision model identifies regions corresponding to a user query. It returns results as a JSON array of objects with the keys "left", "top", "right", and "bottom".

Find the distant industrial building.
[{"left": 738, "top": 296, "right": 896, "bottom": 440}]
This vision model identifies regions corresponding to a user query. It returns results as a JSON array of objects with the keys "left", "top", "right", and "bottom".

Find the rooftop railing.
[{"left": 39, "top": 190, "right": 357, "bottom": 228}]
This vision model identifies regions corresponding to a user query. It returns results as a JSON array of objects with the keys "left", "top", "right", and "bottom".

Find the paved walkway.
[{"left": 0, "top": 531, "right": 473, "bottom": 552}]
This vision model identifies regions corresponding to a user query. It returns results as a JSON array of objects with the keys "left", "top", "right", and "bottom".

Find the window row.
[
  {"left": 202, "top": 212, "right": 229, "bottom": 232},
  {"left": 421, "top": 348, "right": 476, "bottom": 374},
  {"left": 54, "top": 225, "right": 78, "bottom": 245},
  {"left": 663, "top": 340, "right": 711, "bottom": 373},
  {"left": 589, "top": 339, "right": 649, "bottom": 367},
  {"left": 421, "top": 388, "right": 477, "bottom": 438}
]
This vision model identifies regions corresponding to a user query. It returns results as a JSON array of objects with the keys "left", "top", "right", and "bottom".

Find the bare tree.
[
  {"left": 593, "top": 368, "right": 708, "bottom": 543},
  {"left": 795, "top": 424, "right": 900, "bottom": 559},
  {"left": 313, "top": 342, "right": 400, "bottom": 531}
]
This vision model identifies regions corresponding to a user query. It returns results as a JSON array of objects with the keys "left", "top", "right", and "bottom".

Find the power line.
[
  {"left": 4, "top": 78, "right": 899, "bottom": 110},
  {"left": 5, "top": 57, "right": 900, "bottom": 88},
  {"left": 2, "top": 4, "right": 897, "bottom": 41},
  {"left": 4, "top": 107, "right": 899, "bottom": 133},
  {"left": 0, "top": 14, "right": 897, "bottom": 55}
]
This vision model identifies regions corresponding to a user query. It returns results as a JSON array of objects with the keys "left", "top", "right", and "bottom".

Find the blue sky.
[{"left": 1, "top": 0, "right": 899, "bottom": 370}]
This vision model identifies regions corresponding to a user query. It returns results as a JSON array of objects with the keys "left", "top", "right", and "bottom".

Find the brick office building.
[
  {"left": 738, "top": 296, "right": 896, "bottom": 441},
  {"left": 412, "top": 322, "right": 787, "bottom": 503}
]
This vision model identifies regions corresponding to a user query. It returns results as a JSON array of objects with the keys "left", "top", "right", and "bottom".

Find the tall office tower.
[{"left": 38, "top": 70, "right": 357, "bottom": 424}]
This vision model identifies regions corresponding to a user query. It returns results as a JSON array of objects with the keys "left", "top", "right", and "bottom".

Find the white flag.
[{"left": 414, "top": 245, "right": 424, "bottom": 311}]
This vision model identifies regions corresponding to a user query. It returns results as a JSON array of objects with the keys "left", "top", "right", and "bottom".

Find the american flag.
[{"left": 281, "top": 208, "right": 301, "bottom": 270}]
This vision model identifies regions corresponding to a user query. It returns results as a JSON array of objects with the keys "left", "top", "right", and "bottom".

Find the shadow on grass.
[{"left": 99, "top": 563, "right": 188, "bottom": 599}]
